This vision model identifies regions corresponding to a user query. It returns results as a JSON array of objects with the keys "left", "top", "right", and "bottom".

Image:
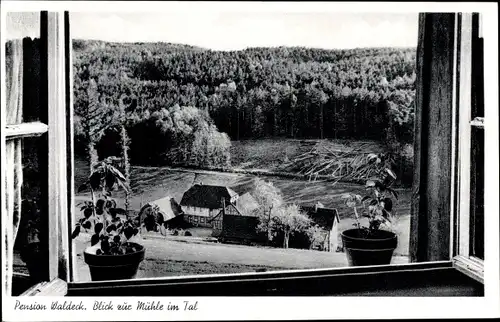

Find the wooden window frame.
[
  {"left": 451, "top": 13, "right": 485, "bottom": 283},
  {"left": 3, "top": 11, "right": 489, "bottom": 296},
  {"left": 2, "top": 11, "right": 71, "bottom": 296}
]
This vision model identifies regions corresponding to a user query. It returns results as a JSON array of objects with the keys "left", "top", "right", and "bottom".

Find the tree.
[
  {"left": 270, "top": 204, "right": 311, "bottom": 249},
  {"left": 77, "top": 79, "right": 119, "bottom": 172},
  {"left": 253, "top": 178, "right": 284, "bottom": 243},
  {"left": 306, "top": 224, "right": 325, "bottom": 250},
  {"left": 72, "top": 41, "right": 417, "bottom": 162},
  {"left": 119, "top": 96, "right": 131, "bottom": 212}
]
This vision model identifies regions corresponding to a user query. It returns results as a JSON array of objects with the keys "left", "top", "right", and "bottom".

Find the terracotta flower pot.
[
  {"left": 83, "top": 242, "right": 145, "bottom": 281},
  {"left": 341, "top": 229, "right": 397, "bottom": 266}
]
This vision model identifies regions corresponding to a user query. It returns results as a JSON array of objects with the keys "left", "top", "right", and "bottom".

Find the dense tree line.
[{"left": 72, "top": 40, "right": 416, "bottom": 166}]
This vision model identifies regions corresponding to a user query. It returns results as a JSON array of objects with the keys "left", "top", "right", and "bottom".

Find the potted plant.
[
  {"left": 72, "top": 157, "right": 144, "bottom": 281},
  {"left": 340, "top": 165, "right": 399, "bottom": 266}
]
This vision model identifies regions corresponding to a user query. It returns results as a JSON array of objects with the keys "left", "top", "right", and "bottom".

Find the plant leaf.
[
  {"left": 387, "top": 188, "right": 399, "bottom": 199},
  {"left": 101, "top": 238, "right": 110, "bottom": 253},
  {"left": 114, "top": 208, "right": 126, "bottom": 215},
  {"left": 89, "top": 171, "right": 103, "bottom": 191},
  {"left": 71, "top": 225, "right": 81, "bottom": 239},
  {"left": 94, "top": 222, "right": 103, "bottom": 235},
  {"left": 82, "top": 220, "right": 92, "bottom": 229},
  {"left": 107, "top": 165, "right": 127, "bottom": 183},
  {"left": 91, "top": 234, "right": 100, "bottom": 246},
  {"left": 124, "top": 226, "right": 134, "bottom": 240},
  {"left": 106, "top": 224, "right": 117, "bottom": 234},
  {"left": 105, "top": 199, "right": 117, "bottom": 209},
  {"left": 383, "top": 197, "right": 393, "bottom": 211},
  {"left": 105, "top": 171, "right": 117, "bottom": 190},
  {"left": 385, "top": 168, "right": 397, "bottom": 180},
  {"left": 361, "top": 196, "right": 371, "bottom": 203}
]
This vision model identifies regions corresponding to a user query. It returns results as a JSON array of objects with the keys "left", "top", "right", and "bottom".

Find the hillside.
[{"left": 72, "top": 40, "right": 416, "bottom": 167}]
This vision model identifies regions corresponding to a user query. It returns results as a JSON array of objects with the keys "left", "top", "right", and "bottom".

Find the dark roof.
[
  {"left": 300, "top": 205, "right": 339, "bottom": 230},
  {"left": 180, "top": 184, "right": 238, "bottom": 209}
]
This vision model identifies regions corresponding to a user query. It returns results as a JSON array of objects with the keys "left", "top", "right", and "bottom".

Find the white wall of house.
[
  {"left": 181, "top": 206, "right": 221, "bottom": 217},
  {"left": 182, "top": 206, "right": 209, "bottom": 217}
]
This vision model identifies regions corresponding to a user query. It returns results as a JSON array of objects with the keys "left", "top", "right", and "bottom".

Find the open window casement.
[
  {"left": 451, "top": 13, "right": 485, "bottom": 283},
  {"left": 2, "top": 11, "right": 72, "bottom": 297}
]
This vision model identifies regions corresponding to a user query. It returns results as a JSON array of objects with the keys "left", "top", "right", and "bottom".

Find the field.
[
  {"left": 72, "top": 138, "right": 412, "bottom": 281},
  {"left": 73, "top": 233, "right": 409, "bottom": 281}
]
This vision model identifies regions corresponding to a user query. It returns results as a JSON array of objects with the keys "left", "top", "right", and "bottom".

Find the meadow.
[{"left": 73, "top": 138, "right": 412, "bottom": 282}]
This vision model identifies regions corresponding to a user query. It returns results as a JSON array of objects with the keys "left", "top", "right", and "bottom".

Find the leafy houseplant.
[
  {"left": 340, "top": 162, "right": 399, "bottom": 266},
  {"left": 72, "top": 157, "right": 145, "bottom": 281}
]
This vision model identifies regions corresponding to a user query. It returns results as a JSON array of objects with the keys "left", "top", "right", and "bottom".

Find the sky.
[{"left": 6, "top": 11, "right": 418, "bottom": 50}]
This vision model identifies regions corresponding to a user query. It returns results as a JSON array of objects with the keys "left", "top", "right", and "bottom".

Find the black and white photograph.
[{"left": 1, "top": 1, "right": 499, "bottom": 320}]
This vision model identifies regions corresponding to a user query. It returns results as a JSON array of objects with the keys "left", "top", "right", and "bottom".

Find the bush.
[{"left": 184, "top": 230, "right": 192, "bottom": 236}]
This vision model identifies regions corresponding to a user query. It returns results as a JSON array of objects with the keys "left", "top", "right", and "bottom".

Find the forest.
[{"left": 72, "top": 40, "right": 416, "bottom": 168}]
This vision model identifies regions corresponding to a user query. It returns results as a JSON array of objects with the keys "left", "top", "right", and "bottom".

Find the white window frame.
[{"left": 451, "top": 13, "right": 484, "bottom": 283}]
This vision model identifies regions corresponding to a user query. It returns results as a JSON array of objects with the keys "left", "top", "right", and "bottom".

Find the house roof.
[
  {"left": 300, "top": 205, "right": 339, "bottom": 230},
  {"left": 180, "top": 184, "right": 238, "bottom": 209},
  {"left": 138, "top": 196, "right": 183, "bottom": 223}
]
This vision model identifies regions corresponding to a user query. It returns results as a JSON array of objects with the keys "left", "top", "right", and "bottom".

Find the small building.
[
  {"left": 210, "top": 198, "right": 266, "bottom": 245},
  {"left": 300, "top": 203, "right": 340, "bottom": 252},
  {"left": 180, "top": 184, "right": 239, "bottom": 228},
  {"left": 211, "top": 192, "right": 260, "bottom": 237}
]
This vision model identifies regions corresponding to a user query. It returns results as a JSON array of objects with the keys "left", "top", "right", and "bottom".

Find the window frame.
[
  {"left": 2, "top": 11, "right": 487, "bottom": 296},
  {"left": 451, "top": 12, "right": 484, "bottom": 284},
  {"left": 1, "top": 11, "right": 71, "bottom": 296}
]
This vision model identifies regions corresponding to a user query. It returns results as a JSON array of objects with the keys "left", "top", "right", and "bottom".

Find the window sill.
[
  {"left": 19, "top": 278, "right": 67, "bottom": 296},
  {"left": 66, "top": 261, "right": 483, "bottom": 297},
  {"left": 453, "top": 255, "right": 484, "bottom": 284}
]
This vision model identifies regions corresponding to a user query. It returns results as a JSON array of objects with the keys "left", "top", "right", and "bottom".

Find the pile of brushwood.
[{"left": 282, "top": 140, "right": 396, "bottom": 185}]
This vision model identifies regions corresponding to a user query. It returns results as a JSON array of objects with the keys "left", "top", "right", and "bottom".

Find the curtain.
[{"left": 4, "top": 39, "right": 24, "bottom": 296}]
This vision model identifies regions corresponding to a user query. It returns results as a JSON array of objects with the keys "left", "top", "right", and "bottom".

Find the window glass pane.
[
  {"left": 469, "top": 126, "right": 484, "bottom": 260},
  {"left": 71, "top": 11, "right": 419, "bottom": 282},
  {"left": 468, "top": 13, "right": 484, "bottom": 260},
  {"left": 13, "top": 136, "right": 48, "bottom": 294},
  {"left": 5, "top": 12, "right": 42, "bottom": 124},
  {"left": 471, "top": 13, "right": 484, "bottom": 119},
  {"left": 5, "top": 12, "right": 45, "bottom": 295}
]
